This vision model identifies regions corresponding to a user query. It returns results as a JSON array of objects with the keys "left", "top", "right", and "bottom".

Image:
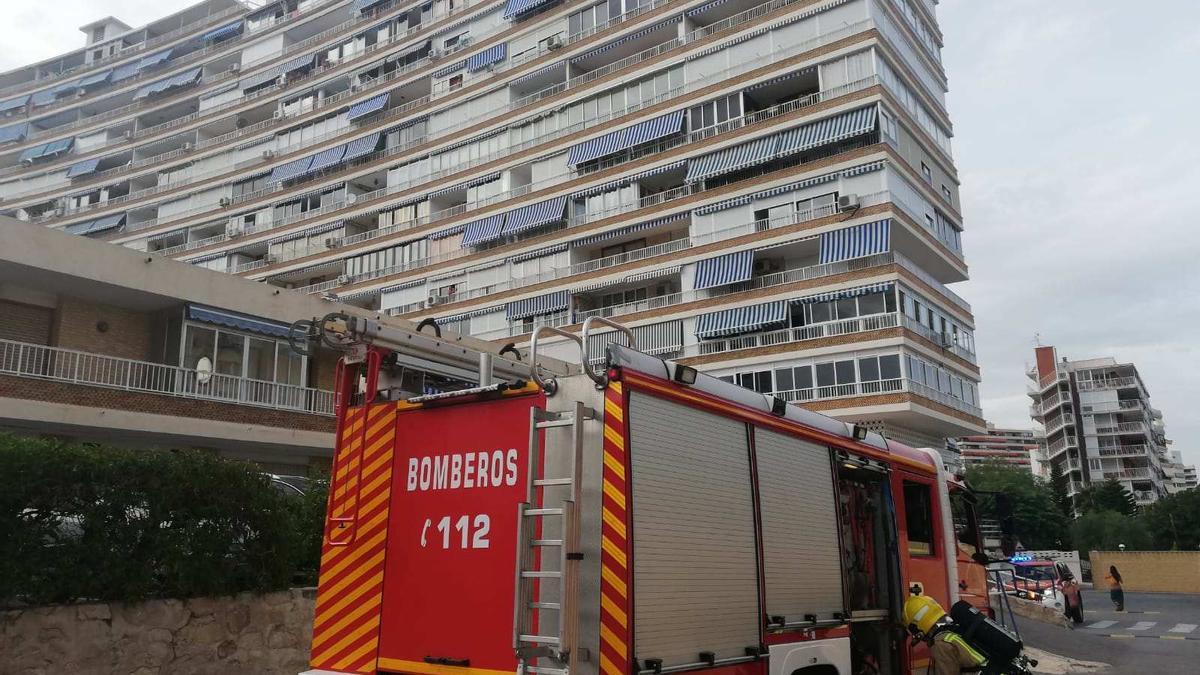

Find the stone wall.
[
  {"left": 0, "top": 588, "right": 315, "bottom": 675},
  {"left": 1089, "top": 551, "right": 1200, "bottom": 593}
]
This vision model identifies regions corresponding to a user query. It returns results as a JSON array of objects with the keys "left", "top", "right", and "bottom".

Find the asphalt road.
[{"left": 1017, "top": 589, "right": 1200, "bottom": 674}]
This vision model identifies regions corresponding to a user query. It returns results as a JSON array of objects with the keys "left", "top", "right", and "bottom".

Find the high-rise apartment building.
[
  {"left": 1028, "top": 345, "right": 1172, "bottom": 506},
  {"left": 1164, "top": 449, "right": 1198, "bottom": 495},
  {"left": 0, "top": 0, "right": 983, "bottom": 447},
  {"left": 957, "top": 423, "right": 1044, "bottom": 475}
]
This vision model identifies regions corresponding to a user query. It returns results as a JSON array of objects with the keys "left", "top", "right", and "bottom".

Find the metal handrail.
[
  {"left": 580, "top": 316, "right": 634, "bottom": 386},
  {"left": 529, "top": 325, "right": 584, "bottom": 395}
]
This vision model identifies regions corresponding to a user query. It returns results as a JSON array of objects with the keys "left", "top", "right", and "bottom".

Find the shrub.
[{"left": 0, "top": 433, "right": 325, "bottom": 606}]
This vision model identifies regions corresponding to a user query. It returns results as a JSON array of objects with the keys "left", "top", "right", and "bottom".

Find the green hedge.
[{"left": 0, "top": 433, "right": 327, "bottom": 607}]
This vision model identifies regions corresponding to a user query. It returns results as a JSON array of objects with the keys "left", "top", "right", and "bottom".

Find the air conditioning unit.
[
  {"left": 546, "top": 35, "right": 564, "bottom": 50},
  {"left": 838, "top": 193, "right": 860, "bottom": 212},
  {"left": 427, "top": 294, "right": 441, "bottom": 306},
  {"left": 261, "top": 149, "right": 275, "bottom": 160},
  {"left": 429, "top": 48, "right": 443, "bottom": 60},
  {"left": 218, "top": 196, "right": 231, "bottom": 207},
  {"left": 460, "top": 35, "right": 473, "bottom": 47},
  {"left": 182, "top": 142, "right": 194, "bottom": 152},
  {"left": 337, "top": 274, "right": 351, "bottom": 284},
  {"left": 324, "top": 237, "right": 343, "bottom": 248},
  {"left": 273, "top": 109, "right": 284, "bottom": 119}
]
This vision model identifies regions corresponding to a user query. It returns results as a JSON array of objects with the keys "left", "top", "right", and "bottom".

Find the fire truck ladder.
[{"left": 514, "top": 326, "right": 610, "bottom": 675}]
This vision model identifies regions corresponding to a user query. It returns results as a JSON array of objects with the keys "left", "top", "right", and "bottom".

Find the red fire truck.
[{"left": 296, "top": 314, "right": 990, "bottom": 675}]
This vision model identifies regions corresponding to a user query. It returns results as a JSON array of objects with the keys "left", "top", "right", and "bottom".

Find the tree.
[
  {"left": 965, "top": 463, "right": 1070, "bottom": 550},
  {"left": 1047, "top": 461, "right": 1074, "bottom": 520},
  {"left": 1072, "top": 510, "right": 1151, "bottom": 554},
  {"left": 1142, "top": 489, "right": 1200, "bottom": 551},
  {"left": 1076, "top": 480, "right": 1138, "bottom": 516}
]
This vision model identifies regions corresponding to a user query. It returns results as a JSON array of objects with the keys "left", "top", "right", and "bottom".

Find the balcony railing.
[
  {"left": 1103, "top": 467, "right": 1152, "bottom": 480},
  {"left": 0, "top": 338, "right": 333, "bottom": 416},
  {"left": 899, "top": 315, "right": 975, "bottom": 361},
  {"left": 1133, "top": 490, "right": 1156, "bottom": 502},
  {"left": 1097, "top": 445, "right": 1148, "bottom": 458},
  {"left": 1082, "top": 400, "right": 1142, "bottom": 414},
  {"left": 771, "top": 377, "right": 981, "bottom": 419},
  {"left": 1044, "top": 413, "right": 1074, "bottom": 435},
  {"left": 1076, "top": 377, "right": 1138, "bottom": 392},
  {"left": 1046, "top": 436, "right": 1077, "bottom": 456},
  {"left": 688, "top": 313, "right": 900, "bottom": 358},
  {"left": 1095, "top": 421, "right": 1148, "bottom": 435}
]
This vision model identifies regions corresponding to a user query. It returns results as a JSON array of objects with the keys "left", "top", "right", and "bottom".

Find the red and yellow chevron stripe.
[
  {"left": 599, "top": 381, "right": 632, "bottom": 675},
  {"left": 310, "top": 402, "right": 399, "bottom": 674}
]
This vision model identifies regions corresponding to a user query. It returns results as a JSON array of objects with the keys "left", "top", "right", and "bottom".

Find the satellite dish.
[{"left": 195, "top": 356, "right": 213, "bottom": 384}]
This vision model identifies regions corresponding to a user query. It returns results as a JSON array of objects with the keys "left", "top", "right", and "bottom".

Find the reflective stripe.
[
  {"left": 940, "top": 632, "right": 988, "bottom": 665},
  {"left": 818, "top": 220, "right": 891, "bottom": 263},
  {"left": 695, "top": 301, "right": 788, "bottom": 339},
  {"left": 347, "top": 92, "right": 389, "bottom": 121},
  {"left": 692, "top": 250, "right": 754, "bottom": 290},
  {"left": 506, "top": 290, "right": 569, "bottom": 320}
]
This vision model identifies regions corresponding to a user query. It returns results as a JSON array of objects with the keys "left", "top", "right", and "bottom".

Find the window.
[
  {"left": 941, "top": 185, "right": 952, "bottom": 203},
  {"left": 858, "top": 291, "right": 886, "bottom": 316},
  {"left": 903, "top": 481, "right": 934, "bottom": 556},
  {"left": 835, "top": 296, "right": 858, "bottom": 319},
  {"left": 879, "top": 355, "right": 901, "bottom": 380},
  {"left": 808, "top": 300, "right": 833, "bottom": 324},
  {"left": 738, "top": 370, "right": 771, "bottom": 394},
  {"left": 921, "top": 162, "right": 932, "bottom": 183},
  {"left": 569, "top": 2, "right": 609, "bottom": 36},
  {"left": 834, "top": 360, "right": 855, "bottom": 385},
  {"left": 448, "top": 74, "right": 463, "bottom": 91},
  {"left": 92, "top": 49, "right": 103, "bottom": 61},
  {"left": 816, "top": 362, "right": 836, "bottom": 388},
  {"left": 688, "top": 93, "right": 742, "bottom": 131},
  {"left": 859, "top": 357, "right": 880, "bottom": 382}
]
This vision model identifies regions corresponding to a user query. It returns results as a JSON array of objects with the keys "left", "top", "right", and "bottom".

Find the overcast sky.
[{"left": 2, "top": 1, "right": 1197, "bottom": 464}]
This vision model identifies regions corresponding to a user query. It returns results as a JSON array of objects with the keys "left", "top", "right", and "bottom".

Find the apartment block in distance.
[
  {"left": 1028, "top": 345, "right": 1172, "bottom": 506},
  {"left": 957, "top": 423, "right": 1044, "bottom": 475},
  {"left": 0, "top": 0, "right": 984, "bottom": 447}
]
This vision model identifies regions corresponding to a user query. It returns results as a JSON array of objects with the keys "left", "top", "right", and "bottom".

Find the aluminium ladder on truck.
[{"left": 299, "top": 314, "right": 961, "bottom": 675}]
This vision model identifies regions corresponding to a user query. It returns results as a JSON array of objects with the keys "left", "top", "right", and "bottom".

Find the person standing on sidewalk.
[
  {"left": 1059, "top": 565, "right": 1084, "bottom": 624},
  {"left": 1104, "top": 565, "right": 1125, "bottom": 612}
]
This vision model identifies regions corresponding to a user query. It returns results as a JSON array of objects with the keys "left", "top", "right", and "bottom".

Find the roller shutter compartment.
[
  {"left": 754, "top": 428, "right": 845, "bottom": 623},
  {"left": 627, "top": 391, "right": 760, "bottom": 667}
]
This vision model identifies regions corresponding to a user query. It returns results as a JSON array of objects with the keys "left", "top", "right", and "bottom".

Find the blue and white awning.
[
  {"left": 694, "top": 195, "right": 752, "bottom": 216},
  {"left": 818, "top": 220, "right": 891, "bottom": 264},
  {"left": 512, "top": 60, "right": 566, "bottom": 85},
  {"left": 686, "top": 0, "right": 735, "bottom": 16},
  {"left": 428, "top": 171, "right": 501, "bottom": 198},
  {"left": 571, "top": 213, "right": 686, "bottom": 247},
  {"left": 502, "top": 196, "right": 566, "bottom": 236},
  {"left": 570, "top": 159, "right": 686, "bottom": 199},
  {"left": 776, "top": 106, "right": 878, "bottom": 158},
  {"left": 0, "top": 123, "right": 28, "bottom": 144},
  {"left": 506, "top": 290, "right": 570, "bottom": 320},
  {"left": 186, "top": 304, "right": 291, "bottom": 339},
  {"left": 134, "top": 67, "right": 202, "bottom": 99},
  {"left": 429, "top": 223, "right": 467, "bottom": 240},
  {"left": 240, "top": 67, "right": 281, "bottom": 91},
  {"left": 792, "top": 282, "right": 894, "bottom": 304},
  {"left": 0, "top": 94, "right": 29, "bottom": 112},
  {"left": 567, "top": 111, "right": 685, "bottom": 166},
  {"left": 460, "top": 214, "right": 507, "bottom": 247},
  {"left": 266, "top": 220, "right": 346, "bottom": 245},
  {"left": 347, "top": 92, "right": 389, "bottom": 121},
  {"left": 66, "top": 157, "right": 101, "bottom": 178},
  {"left": 305, "top": 144, "right": 348, "bottom": 175},
  {"left": 342, "top": 131, "right": 381, "bottom": 162},
  {"left": 686, "top": 135, "right": 780, "bottom": 182},
  {"left": 111, "top": 62, "right": 141, "bottom": 82},
  {"left": 695, "top": 301, "right": 788, "bottom": 339},
  {"left": 438, "top": 306, "right": 503, "bottom": 326},
  {"left": 467, "top": 43, "right": 507, "bottom": 71},
  {"left": 202, "top": 20, "right": 244, "bottom": 42},
  {"left": 503, "top": 0, "right": 557, "bottom": 20},
  {"left": 76, "top": 69, "right": 113, "bottom": 89},
  {"left": 746, "top": 65, "right": 817, "bottom": 92},
  {"left": 137, "top": 50, "right": 173, "bottom": 71},
  {"left": 625, "top": 265, "right": 682, "bottom": 284},
  {"left": 268, "top": 156, "right": 314, "bottom": 183},
  {"left": 432, "top": 60, "right": 467, "bottom": 79},
  {"left": 280, "top": 53, "right": 317, "bottom": 77},
  {"left": 507, "top": 242, "right": 568, "bottom": 263},
  {"left": 573, "top": 17, "right": 682, "bottom": 61},
  {"left": 63, "top": 212, "right": 126, "bottom": 236},
  {"left": 693, "top": 249, "right": 754, "bottom": 290}
]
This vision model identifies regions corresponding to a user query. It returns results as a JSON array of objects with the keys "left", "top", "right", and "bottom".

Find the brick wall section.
[
  {"left": 0, "top": 374, "right": 335, "bottom": 434},
  {"left": 1089, "top": 551, "right": 1200, "bottom": 594},
  {"left": 53, "top": 297, "right": 155, "bottom": 361}
]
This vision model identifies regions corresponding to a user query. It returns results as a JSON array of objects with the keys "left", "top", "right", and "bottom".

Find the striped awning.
[
  {"left": 574, "top": 17, "right": 681, "bottom": 61},
  {"left": 571, "top": 213, "right": 686, "bottom": 247},
  {"left": 694, "top": 195, "right": 752, "bottom": 216},
  {"left": 686, "top": 0, "right": 735, "bottom": 16},
  {"left": 506, "top": 290, "right": 569, "bottom": 320},
  {"left": 818, "top": 220, "right": 891, "bottom": 264},
  {"left": 379, "top": 278, "right": 427, "bottom": 293},
  {"left": 512, "top": 60, "right": 565, "bottom": 85},
  {"left": 777, "top": 106, "right": 878, "bottom": 157},
  {"left": 240, "top": 67, "right": 281, "bottom": 91},
  {"left": 428, "top": 171, "right": 500, "bottom": 198},
  {"left": 438, "top": 306, "right": 504, "bottom": 324},
  {"left": 341, "top": 131, "right": 381, "bottom": 162},
  {"left": 187, "top": 304, "right": 290, "bottom": 339},
  {"left": 502, "top": 196, "right": 566, "bottom": 236},
  {"left": 626, "top": 265, "right": 682, "bottom": 284},
  {"left": 76, "top": 69, "right": 113, "bottom": 89},
  {"left": 353, "top": 0, "right": 390, "bottom": 12},
  {"left": 280, "top": 53, "right": 317, "bottom": 77},
  {"left": 305, "top": 144, "right": 348, "bottom": 175},
  {"left": 467, "top": 43, "right": 507, "bottom": 71},
  {"left": 138, "top": 50, "right": 173, "bottom": 71},
  {"left": 66, "top": 157, "right": 101, "bottom": 178},
  {"left": 0, "top": 94, "right": 29, "bottom": 112},
  {"left": 460, "top": 214, "right": 507, "bottom": 247},
  {"left": 63, "top": 212, "right": 126, "bottom": 236},
  {"left": 111, "top": 62, "right": 140, "bottom": 82},
  {"left": 508, "top": 242, "right": 568, "bottom": 263},
  {"left": 133, "top": 67, "right": 202, "bottom": 99},
  {"left": 19, "top": 137, "right": 74, "bottom": 162},
  {"left": 746, "top": 65, "right": 816, "bottom": 92},
  {"left": 686, "top": 134, "right": 780, "bottom": 182},
  {"left": 566, "top": 110, "right": 685, "bottom": 166},
  {"left": 266, "top": 220, "right": 345, "bottom": 245},
  {"left": 202, "top": 20, "right": 244, "bottom": 41},
  {"left": 429, "top": 223, "right": 467, "bottom": 240},
  {"left": 347, "top": 92, "right": 389, "bottom": 121},
  {"left": 503, "top": 0, "right": 556, "bottom": 19},
  {"left": 693, "top": 250, "right": 754, "bottom": 290},
  {"left": 432, "top": 60, "right": 467, "bottom": 79},
  {"left": 694, "top": 300, "right": 788, "bottom": 339},
  {"left": 0, "top": 123, "right": 29, "bottom": 144},
  {"left": 588, "top": 320, "right": 683, "bottom": 363},
  {"left": 269, "top": 156, "right": 314, "bottom": 183},
  {"left": 792, "top": 282, "right": 894, "bottom": 305}
]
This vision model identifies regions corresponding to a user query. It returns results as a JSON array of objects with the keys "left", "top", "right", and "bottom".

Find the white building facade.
[{"left": 0, "top": 0, "right": 983, "bottom": 445}]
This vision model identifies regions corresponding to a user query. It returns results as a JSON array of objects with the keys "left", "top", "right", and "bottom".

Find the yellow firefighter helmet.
[{"left": 902, "top": 593, "right": 947, "bottom": 635}]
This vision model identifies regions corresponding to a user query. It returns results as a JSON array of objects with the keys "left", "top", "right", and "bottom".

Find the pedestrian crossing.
[{"left": 1086, "top": 620, "right": 1200, "bottom": 639}]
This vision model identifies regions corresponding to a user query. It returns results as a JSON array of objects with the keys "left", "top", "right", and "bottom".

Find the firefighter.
[{"left": 902, "top": 594, "right": 987, "bottom": 675}]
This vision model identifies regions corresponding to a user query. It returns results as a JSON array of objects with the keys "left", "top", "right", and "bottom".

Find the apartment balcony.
[
  {"left": 1076, "top": 376, "right": 1139, "bottom": 392},
  {"left": 1097, "top": 444, "right": 1149, "bottom": 458},
  {"left": 1038, "top": 391, "right": 1065, "bottom": 414},
  {"left": 1081, "top": 399, "right": 1142, "bottom": 415},
  {"left": 0, "top": 338, "right": 334, "bottom": 416},
  {"left": 1095, "top": 421, "right": 1149, "bottom": 436},
  {"left": 1044, "top": 413, "right": 1074, "bottom": 436},
  {"left": 1046, "top": 436, "right": 1077, "bottom": 458},
  {"left": 1103, "top": 467, "right": 1153, "bottom": 481},
  {"left": 1065, "top": 457, "right": 1081, "bottom": 472},
  {"left": 1133, "top": 490, "right": 1157, "bottom": 504},
  {"left": 770, "top": 376, "right": 982, "bottom": 420}
]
